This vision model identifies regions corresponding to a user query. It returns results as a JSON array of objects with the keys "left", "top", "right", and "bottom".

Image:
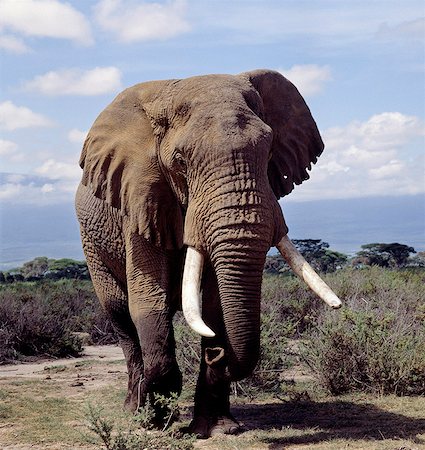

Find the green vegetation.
[
  {"left": 354, "top": 242, "right": 416, "bottom": 267},
  {"left": 1, "top": 248, "right": 424, "bottom": 448},
  {"left": 0, "top": 279, "right": 116, "bottom": 363},
  {"left": 86, "top": 395, "right": 195, "bottom": 450},
  {"left": 301, "top": 267, "right": 425, "bottom": 396},
  {"left": 0, "top": 256, "right": 90, "bottom": 282},
  {"left": 1, "top": 375, "right": 423, "bottom": 449},
  {"left": 1, "top": 255, "right": 424, "bottom": 398},
  {"left": 264, "top": 240, "right": 421, "bottom": 274}
]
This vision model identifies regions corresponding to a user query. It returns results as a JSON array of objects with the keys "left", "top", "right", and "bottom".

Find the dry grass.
[{"left": 0, "top": 350, "right": 424, "bottom": 450}]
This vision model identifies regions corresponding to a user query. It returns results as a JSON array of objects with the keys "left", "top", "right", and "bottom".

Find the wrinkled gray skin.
[{"left": 75, "top": 70, "right": 323, "bottom": 437}]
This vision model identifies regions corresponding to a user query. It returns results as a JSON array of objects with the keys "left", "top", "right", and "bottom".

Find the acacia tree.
[
  {"left": 292, "top": 239, "right": 347, "bottom": 273},
  {"left": 21, "top": 256, "right": 50, "bottom": 279},
  {"left": 355, "top": 243, "right": 416, "bottom": 268}
]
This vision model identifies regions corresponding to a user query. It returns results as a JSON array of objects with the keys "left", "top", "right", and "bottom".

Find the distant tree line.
[
  {"left": 264, "top": 240, "right": 424, "bottom": 274},
  {"left": 0, "top": 257, "right": 90, "bottom": 283},
  {"left": 1, "top": 241, "right": 423, "bottom": 283}
]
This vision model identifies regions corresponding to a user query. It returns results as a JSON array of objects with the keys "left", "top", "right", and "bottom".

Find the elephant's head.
[{"left": 80, "top": 69, "right": 340, "bottom": 378}]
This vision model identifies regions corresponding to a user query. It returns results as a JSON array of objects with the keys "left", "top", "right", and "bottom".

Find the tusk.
[
  {"left": 276, "top": 235, "right": 342, "bottom": 309},
  {"left": 182, "top": 247, "right": 215, "bottom": 337}
]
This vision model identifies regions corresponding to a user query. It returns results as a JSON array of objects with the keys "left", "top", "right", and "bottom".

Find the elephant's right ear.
[
  {"left": 79, "top": 83, "right": 184, "bottom": 250},
  {"left": 240, "top": 69, "right": 324, "bottom": 198}
]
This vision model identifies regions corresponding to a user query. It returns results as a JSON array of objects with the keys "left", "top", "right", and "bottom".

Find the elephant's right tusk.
[
  {"left": 276, "top": 235, "right": 342, "bottom": 309},
  {"left": 182, "top": 247, "right": 216, "bottom": 337}
]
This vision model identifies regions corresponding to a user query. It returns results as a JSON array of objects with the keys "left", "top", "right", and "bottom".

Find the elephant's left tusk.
[
  {"left": 182, "top": 247, "right": 216, "bottom": 337},
  {"left": 276, "top": 235, "right": 342, "bottom": 309}
]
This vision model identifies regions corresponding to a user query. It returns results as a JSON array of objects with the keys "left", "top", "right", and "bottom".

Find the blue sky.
[{"left": 0, "top": 0, "right": 424, "bottom": 210}]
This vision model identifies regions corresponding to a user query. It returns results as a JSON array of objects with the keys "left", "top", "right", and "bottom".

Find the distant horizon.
[{"left": 1, "top": 193, "right": 423, "bottom": 271}]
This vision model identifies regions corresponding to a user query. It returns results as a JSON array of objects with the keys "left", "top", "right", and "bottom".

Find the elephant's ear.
[
  {"left": 79, "top": 82, "right": 184, "bottom": 250},
  {"left": 241, "top": 69, "right": 324, "bottom": 198}
]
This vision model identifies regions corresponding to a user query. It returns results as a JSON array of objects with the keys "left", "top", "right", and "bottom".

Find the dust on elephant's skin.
[{"left": 75, "top": 69, "right": 324, "bottom": 438}]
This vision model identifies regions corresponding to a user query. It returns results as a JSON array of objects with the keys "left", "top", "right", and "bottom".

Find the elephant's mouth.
[{"left": 182, "top": 235, "right": 342, "bottom": 337}]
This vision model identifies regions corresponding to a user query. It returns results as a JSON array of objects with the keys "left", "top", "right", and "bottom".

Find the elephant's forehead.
[
  {"left": 171, "top": 75, "right": 266, "bottom": 136},
  {"left": 173, "top": 74, "right": 257, "bottom": 106}
]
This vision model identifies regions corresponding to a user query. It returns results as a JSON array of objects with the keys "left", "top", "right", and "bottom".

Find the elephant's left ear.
[{"left": 240, "top": 69, "right": 324, "bottom": 198}]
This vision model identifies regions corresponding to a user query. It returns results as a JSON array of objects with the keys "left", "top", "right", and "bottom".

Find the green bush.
[
  {"left": 0, "top": 280, "right": 116, "bottom": 363},
  {"left": 86, "top": 402, "right": 195, "bottom": 450},
  {"left": 261, "top": 273, "right": 323, "bottom": 337},
  {"left": 0, "top": 282, "right": 82, "bottom": 361},
  {"left": 173, "top": 313, "right": 200, "bottom": 393},
  {"left": 301, "top": 267, "right": 425, "bottom": 396}
]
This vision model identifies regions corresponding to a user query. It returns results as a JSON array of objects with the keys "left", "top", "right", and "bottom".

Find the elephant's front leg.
[
  {"left": 125, "top": 234, "right": 182, "bottom": 425},
  {"left": 189, "top": 266, "right": 240, "bottom": 438}
]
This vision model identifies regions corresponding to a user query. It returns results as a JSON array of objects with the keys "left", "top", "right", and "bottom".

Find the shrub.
[
  {"left": 0, "top": 280, "right": 116, "bottom": 363},
  {"left": 173, "top": 313, "right": 200, "bottom": 392},
  {"left": 86, "top": 402, "right": 195, "bottom": 450},
  {"left": 261, "top": 273, "right": 323, "bottom": 337},
  {"left": 301, "top": 267, "right": 425, "bottom": 396},
  {"left": 0, "top": 282, "right": 82, "bottom": 361}
]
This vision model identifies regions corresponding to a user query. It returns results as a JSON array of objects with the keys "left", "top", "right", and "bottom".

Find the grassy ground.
[{"left": 0, "top": 347, "right": 423, "bottom": 450}]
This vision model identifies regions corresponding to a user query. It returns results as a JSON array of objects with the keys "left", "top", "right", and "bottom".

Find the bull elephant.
[{"left": 75, "top": 69, "right": 341, "bottom": 438}]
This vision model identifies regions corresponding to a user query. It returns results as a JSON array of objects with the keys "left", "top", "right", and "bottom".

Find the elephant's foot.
[
  {"left": 124, "top": 388, "right": 179, "bottom": 429},
  {"left": 124, "top": 364, "right": 182, "bottom": 428},
  {"left": 123, "top": 379, "right": 143, "bottom": 413},
  {"left": 188, "top": 414, "right": 241, "bottom": 439}
]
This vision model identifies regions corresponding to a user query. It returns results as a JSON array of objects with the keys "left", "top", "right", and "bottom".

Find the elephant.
[{"left": 75, "top": 69, "right": 341, "bottom": 438}]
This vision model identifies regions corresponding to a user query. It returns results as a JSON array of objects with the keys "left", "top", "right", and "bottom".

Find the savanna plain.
[{"left": 0, "top": 260, "right": 424, "bottom": 450}]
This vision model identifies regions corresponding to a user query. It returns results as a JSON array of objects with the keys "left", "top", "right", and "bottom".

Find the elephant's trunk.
[
  {"left": 182, "top": 228, "right": 268, "bottom": 378},
  {"left": 212, "top": 246, "right": 266, "bottom": 379}
]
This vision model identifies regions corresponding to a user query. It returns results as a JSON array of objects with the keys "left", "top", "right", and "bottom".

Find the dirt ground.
[
  {"left": 0, "top": 345, "right": 125, "bottom": 381},
  {"left": 0, "top": 346, "right": 424, "bottom": 450}
]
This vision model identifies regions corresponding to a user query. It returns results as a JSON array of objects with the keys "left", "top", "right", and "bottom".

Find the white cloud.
[
  {"left": 0, "top": 34, "right": 29, "bottom": 53},
  {"left": 369, "top": 159, "right": 405, "bottom": 180},
  {"left": 279, "top": 65, "right": 332, "bottom": 97},
  {"left": 0, "top": 179, "right": 78, "bottom": 204},
  {"left": 0, "top": 139, "right": 24, "bottom": 165},
  {"left": 0, "top": 182, "right": 21, "bottom": 200},
  {"left": 41, "top": 183, "right": 54, "bottom": 193},
  {"left": 0, "top": 138, "right": 17, "bottom": 156},
  {"left": 35, "top": 158, "right": 81, "bottom": 180},
  {"left": 0, "top": 0, "right": 93, "bottom": 45},
  {"left": 0, "top": 160, "right": 81, "bottom": 204},
  {"left": 94, "top": 0, "right": 190, "bottom": 42},
  {"left": 68, "top": 128, "right": 88, "bottom": 145},
  {"left": 24, "top": 67, "right": 122, "bottom": 96},
  {"left": 287, "top": 112, "right": 425, "bottom": 201},
  {"left": 0, "top": 101, "right": 53, "bottom": 130}
]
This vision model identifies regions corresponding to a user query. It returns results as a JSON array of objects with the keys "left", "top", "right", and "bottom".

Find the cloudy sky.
[{"left": 0, "top": 0, "right": 424, "bottom": 208}]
